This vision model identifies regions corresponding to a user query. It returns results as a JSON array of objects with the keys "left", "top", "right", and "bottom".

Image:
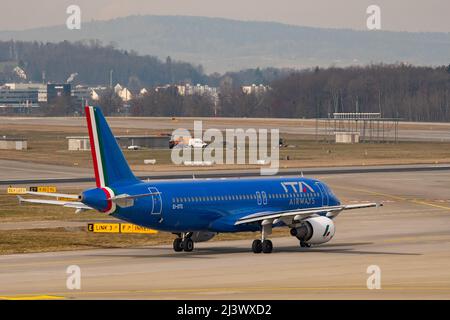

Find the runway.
[
  {"left": 1, "top": 169, "right": 449, "bottom": 299},
  {"left": 2, "top": 158, "right": 450, "bottom": 185},
  {"left": 1, "top": 117, "right": 450, "bottom": 141}
]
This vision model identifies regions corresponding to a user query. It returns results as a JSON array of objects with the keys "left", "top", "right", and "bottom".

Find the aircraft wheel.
[
  {"left": 300, "top": 241, "right": 311, "bottom": 248},
  {"left": 173, "top": 238, "right": 183, "bottom": 252},
  {"left": 252, "top": 240, "right": 262, "bottom": 254},
  {"left": 262, "top": 240, "right": 273, "bottom": 254},
  {"left": 183, "top": 238, "right": 194, "bottom": 252}
]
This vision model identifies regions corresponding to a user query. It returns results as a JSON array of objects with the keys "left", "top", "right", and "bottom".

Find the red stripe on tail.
[
  {"left": 101, "top": 187, "right": 113, "bottom": 213},
  {"left": 85, "top": 106, "right": 101, "bottom": 188}
]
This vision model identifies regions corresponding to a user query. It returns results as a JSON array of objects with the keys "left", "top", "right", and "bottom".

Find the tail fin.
[{"left": 85, "top": 106, "right": 138, "bottom": 187}]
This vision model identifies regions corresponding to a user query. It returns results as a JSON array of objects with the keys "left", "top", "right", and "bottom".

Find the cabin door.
[{"left": 148, "top": 187, "right": 162, "bottom": 215}]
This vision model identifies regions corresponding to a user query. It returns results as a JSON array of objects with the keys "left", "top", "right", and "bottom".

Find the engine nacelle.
[
  {"left": 191, "top": 232, "right": 216, "bottom": 243},
  {"left": 291, "top": 216, "right": 335, "bottom": 245}
]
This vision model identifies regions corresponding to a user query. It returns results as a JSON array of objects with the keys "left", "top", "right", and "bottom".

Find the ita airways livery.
[{"left": 18, "top": 106, "right": 382, "bottom": 254}]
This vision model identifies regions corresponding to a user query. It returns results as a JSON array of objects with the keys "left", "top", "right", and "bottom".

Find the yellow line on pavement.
[
  {"left": 332, "top": 185, "right": 450, "bottom": 211},
  {"left": 0, "top": 295, "right": 64, "bottom": 300},
  {"left": 411, "top": 199, "right": 450, "bottom": 211}
]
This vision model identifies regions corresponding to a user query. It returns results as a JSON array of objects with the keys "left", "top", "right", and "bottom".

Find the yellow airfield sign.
[
  {"left": 57, "top": 197, "right": 77, "bottom": 202},
  {"left": 30, "top": 186, "right": 58, "bottom": 193},
  {"left": 7, "top": 187, "right": 27, "bottom": 195},
  {"left": 7, "top": 186, "right": 58, "bottom": 195},
  {"left": 88, "top": 223, "right": 120, "bottom": 233},
  {"left": 88, "top": 223, "right": 157, "bottom": 234},
  {"left": 120, "top": 224, "right": 158, "bottom": 234}
]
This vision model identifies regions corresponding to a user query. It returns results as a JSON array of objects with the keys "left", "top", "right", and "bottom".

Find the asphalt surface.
[
  {"left": 2, "top": 159, "right": 450, "bottom": 185},
  {"left": 1, "top": 117, "right": 450, "bottom": 141},
  {"left": 1, "top": 169, "right": 450, "bottom": 299}
]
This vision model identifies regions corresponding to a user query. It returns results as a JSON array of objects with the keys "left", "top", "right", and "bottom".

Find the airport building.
[
  {"left": 67, "top": 135, "right": 170, "bottom": 151},
  {"left": 0, "top": 83, "right": 73, "bottom": 113},
  {"left": 0, "top": 137, "right": 27, "bottom": 150},
  {"left": 0, "top": 83, "right": 46, "bottom": 113},
  {"left": 47, "top": 84, "right": 71, "bottom": 103}
]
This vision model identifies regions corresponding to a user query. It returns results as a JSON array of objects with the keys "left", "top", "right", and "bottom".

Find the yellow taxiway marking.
[
  {"left": 0, "top": 295, "right": 64, "bottom": 300},
  {"left": 410, "top": 199, "right": 450, "bottom": 211},
  {"left": 332, "top": 185, "right": 450, "bottom": 211}
]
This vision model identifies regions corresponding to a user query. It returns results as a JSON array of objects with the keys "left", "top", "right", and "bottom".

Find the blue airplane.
[{"left": 18, "top": 106, "right": 381, "bottom": 254}]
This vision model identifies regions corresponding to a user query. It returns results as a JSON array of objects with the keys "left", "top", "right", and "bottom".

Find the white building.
[
  {"left": 0, "top": 137, "right": 27, "bottom": 150},
  {"left": 114, "top": 84, "right": 133, "bottom": 102},
  {"left": 242, "top": 84, "right": 270, "bottom": 96}
]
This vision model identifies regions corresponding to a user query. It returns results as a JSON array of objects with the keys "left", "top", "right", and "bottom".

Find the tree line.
[
  {"left": 30, "top": 63, "right": 450, "bottom": 122},
  {"left": 1, "top": 40, "right": 449, "bottom": 122},
  {"left": 128, "top": 64, "right": 450, "bottom": 122}
]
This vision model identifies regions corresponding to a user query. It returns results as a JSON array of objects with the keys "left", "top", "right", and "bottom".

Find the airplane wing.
[
  {"left": 235, "top": 202, "right": 381, "bottom": 225},
  {"left": 17, "top": 196, "right": 93, "bottom": 213}
]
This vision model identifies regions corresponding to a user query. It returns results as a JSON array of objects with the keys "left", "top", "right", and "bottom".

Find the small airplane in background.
[{"left": 18, "top": 106, "right": 382, "bottom": 254}]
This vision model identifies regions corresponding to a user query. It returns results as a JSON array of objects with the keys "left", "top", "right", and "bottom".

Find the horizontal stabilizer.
[
  {"left": 17, "top": 196, "right": 93, "bottom": 211},
  {"left": 26, "top": 192, "right": 80, "bottom": 199}
]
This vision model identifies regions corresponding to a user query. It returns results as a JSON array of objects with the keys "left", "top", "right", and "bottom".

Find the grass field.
[{"left": 1, "top": 125, "right": 450, "bottom": 171}]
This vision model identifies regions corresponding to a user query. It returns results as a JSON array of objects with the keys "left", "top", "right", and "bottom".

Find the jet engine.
[
  {"left": 191, "top": 232, "right": 217, "bottom": 243},
  {"left": 290, "top": 216, "right": 335, "bottom": 245}
]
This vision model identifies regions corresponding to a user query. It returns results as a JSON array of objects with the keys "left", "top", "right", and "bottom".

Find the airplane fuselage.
[{"left": 95, "top": 177, "right": 341, "bottom": 233}]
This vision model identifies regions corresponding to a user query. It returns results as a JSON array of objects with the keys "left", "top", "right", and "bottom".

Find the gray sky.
[{"left": 1, "top": 0, "right": 449, "bottom": 32}]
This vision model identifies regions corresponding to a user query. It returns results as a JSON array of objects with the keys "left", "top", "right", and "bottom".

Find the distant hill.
[
  {"left": 0, "top": 41, "right": 206, "bottom": 86},
  {"left": 1, "top": 15, "right": 449, "bottom": 73}
]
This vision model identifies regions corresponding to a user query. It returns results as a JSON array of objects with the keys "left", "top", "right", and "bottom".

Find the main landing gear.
[
  {"left": 173, "top": 233, "right": 194, "bottom": 252},
  {"left": 252, "top": 239, "right": 273, "bottom": 254},
  {"left": 252, "top": 221, "right": 273, "bottom": 254}
]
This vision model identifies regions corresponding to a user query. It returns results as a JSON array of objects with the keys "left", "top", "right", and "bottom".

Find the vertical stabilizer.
[{"left": 85, "top": 106, "right": 138, "bottom": 187}]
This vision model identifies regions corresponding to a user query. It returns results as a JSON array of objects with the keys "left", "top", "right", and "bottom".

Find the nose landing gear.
[{"left": 300, "top": 241, "right": 311, "bottom": 248}]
